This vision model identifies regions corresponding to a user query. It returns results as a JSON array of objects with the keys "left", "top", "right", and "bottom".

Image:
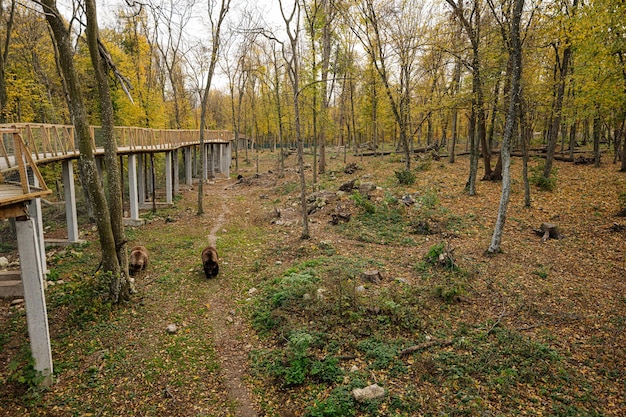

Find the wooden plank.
[
  {"left": 0, "top": 131, "right": 10, "bottom": 168},
  {"left": 0, "top": 201, "right": 28, "bottom": 220}
]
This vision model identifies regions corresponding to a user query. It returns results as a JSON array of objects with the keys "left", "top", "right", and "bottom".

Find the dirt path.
[{"left": 204, "top": 184, "right": 258, "bottom": 417}]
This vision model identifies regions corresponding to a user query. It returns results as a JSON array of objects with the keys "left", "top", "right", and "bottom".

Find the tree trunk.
[
  {"left": 449, "top": 58, "right": 461, "bottom": 164},
  {"left": 281, "top": 1, "right": 309, "bottom": 239},
  {"left": 0, "top": 0, "right": 15, "bottom": 123},
  {"left": 543, "top": 0, "right": 577, "bottom": 179},
  {"left": 42, "top": 0, "right": 120, "bottom": 292},
  {"left": 197, "top": 0, "right": 230, "bottom": 215},
  {"left": 488, "top": 0, "right": 524, "bottom": 254},
  {"left": 593, "top": 114, "right": 601, "bottom": 167},
  {"left": 520, "top": 98, "right": 531, "bottom": 208},
  {"left": 621, "top": 128, "right": 626, "bottom": 171},
  {"left": 85, "top": 0, "right": 132, "bottom": 301}
]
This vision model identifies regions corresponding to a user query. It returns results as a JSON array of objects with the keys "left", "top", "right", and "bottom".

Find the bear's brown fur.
[
  {"left": 129, "top": 246, "right": 149, "bottom": 275},
  {"left": 201, "top": 246, "right": 219, "bottom": 279}
]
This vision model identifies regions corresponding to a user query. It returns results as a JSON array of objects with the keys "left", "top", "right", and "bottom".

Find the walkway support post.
[
  {"left": 28, "top": 177, "right": 47, "bottom": 273},
  {"left": 202, "top": 144, "right": 208, "bottom": 181},
  {"left": 209, "top": 144, "right": 215, "bottom": 180},
  {"left": 165, "top": 151, "right": 173, "bottom": 204},
  {"left": 16, "top": 217, "right": 53, "bottom": 387},
  {"left": 173, "top": 149, "right": 180, "bottom": 194},
  {"left": 185, "top": 147, "right": 192, "bottom": 186},
  {"left": 222, "top": 142, "right": 231, "bottom": 177},
  {"left": 137, "top": 154, "right": 145, "bottom": 207},
  {"left": 128, "top": 154, "right": 140, "bottom": 221},
  {"left": 61, "top": 159, "right": 79, "bottom": 242}
]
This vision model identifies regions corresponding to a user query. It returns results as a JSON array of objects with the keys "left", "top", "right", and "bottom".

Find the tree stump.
[
  {"left": 539, "top": 222, "right": 564, "bottom": 242},
  {"left": 362, "top": 270, "right": 383, "bottom": 284}
]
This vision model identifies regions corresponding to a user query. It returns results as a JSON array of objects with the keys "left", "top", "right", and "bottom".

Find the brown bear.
[
  {"left": 201, "top": 245, "right": 219, "bottom": 279},
  {"left": 129, "top": 245, "right": 149, "bottom": 275}
]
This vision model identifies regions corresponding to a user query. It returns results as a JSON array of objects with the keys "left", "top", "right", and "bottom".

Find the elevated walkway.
[{"left": 0, "top": 123, "right": 240, "bottom": 388}]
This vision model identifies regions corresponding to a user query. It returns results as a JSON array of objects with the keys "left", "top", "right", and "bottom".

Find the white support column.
[
  {"left": 147, "top": 155, "right": 154, "bottom": 197},
  {"left": 29, "top": 176, "right": 47, "bottom": 273},
  {"left": 16, "top": 217, "right": 53, "bottom": 387},
  {"left": 128, "top": 154, "right": 140, "bottom": 221},
  {"left": 216, "top": 144, "right": 223, "bottom": 174},
  {"left": 209, "top": 145, "right": 215, "bottom": 180},
  {"left": 185, "top": 147, "right": 192, "bottom": 186},
  {"left": 202, "top": 145, "right": 208, "bottom": 181},
  {"left": 165, "top": 151, "right": 173, "bottom": 204},
  {"left": 61, "top": 160, "right": 79, "bottom": 242},
  {"left": 137, "top": 154, "right": 145, "bottom": 206},
  {"left": 173, "top": 149, "right": 180, "bottom": 194},
  {"left": 222, "top": 143, "right": 232, "bottom": 178}
]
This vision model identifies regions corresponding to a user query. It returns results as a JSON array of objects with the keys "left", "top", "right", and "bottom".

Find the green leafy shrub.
[
  {"left": 305, "top": 386, "right": 356, "bottom": 417},
  {"left": 252, "top": 331, "right": 343, "bottom": 388},
  {"left": 310, "top": 356, "right": 344, "bottom": 383},
  {"left": 530, "top": 164, "right": 558, "bottom": 191},
  {"left": 252, "top": 270, "right": 319, "bottom": 333},
  {"left": 358, "top": 338, "right": 402, "bottom": 370},
  {"left": 341, "top": 196, "right": 415, "bottom": 245},
  {"left": 351, "top": 191, "right": 376, "bottom": 214},
  {"left": 394, "top": 169, "right": 416, "bottom": 185},
  {"left": 424, "top": 242, "right": 446, "bottom": 266},
  {"left": 6, "top": 347, "right": 46, "bottom": 395},
  {"left": 434, "top": 280, "right": 466, "bottom": 303}
]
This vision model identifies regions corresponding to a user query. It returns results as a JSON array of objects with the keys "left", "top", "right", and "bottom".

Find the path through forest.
[{"left": 202, "top": 183, "right": 258, "bottom": 417}]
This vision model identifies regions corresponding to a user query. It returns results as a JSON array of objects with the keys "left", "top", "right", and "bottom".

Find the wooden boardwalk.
[
  {"left": 0, "top": 123, "right": 236, "bottom": 173},
  {"left": 0, "top": 124, "right": 239, "bottom": 386}
]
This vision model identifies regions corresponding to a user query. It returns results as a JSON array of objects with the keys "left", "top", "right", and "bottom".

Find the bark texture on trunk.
[
  {"left": 42, "top": 0, "right": 120, "bottom": 292},
  {"left": 488, "top": 0, "right": 524, "bottom": 254},
  {"left": 85, "top": 0, "right": 132, "bottom": 301}
]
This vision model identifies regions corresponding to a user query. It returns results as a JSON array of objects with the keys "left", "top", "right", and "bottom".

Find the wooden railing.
[
  {"left": 0, "top": 123, "right": 236, "bottom": 170},
  {"left": 0, "top": 128, "right": 51, "bottom": 218}
]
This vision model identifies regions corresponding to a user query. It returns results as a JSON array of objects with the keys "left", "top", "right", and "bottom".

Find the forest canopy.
[{"left": 0, "top": 0, "right": 623, "bottom": 165}]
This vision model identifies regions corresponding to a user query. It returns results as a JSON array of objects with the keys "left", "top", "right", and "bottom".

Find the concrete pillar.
[
  {"left": 147, "top": 154, "right": 154, "bottom": 197},
  {"left": 185, "top": 147, "right": 192, "bottom": 186},
  {"left": 128, "top": 154, "right": 140, "bottom": 221},
  {"left": 221, "top": 143, "right": 231, "bottom": 178},
  {"left": 16, "top": 217, "right": 53, "bottom": 387},
  {"left": 173, "top": 149, "right": 180, "bottom": 194},
  {"left": 29, "top": 176, "right": 47, "bottom": 274},
  {"left": 202, "top": 144, "right": 208, "bottom": 181},
  {"left": 137, "top": 154, "right": 145, "bottom": 206},
  {"left": 209, "top": 145, "right": 215, "bottom": 180},
  {"left": 61, "top": 160, "right": 79, "bottom": 242},
  {"left": 165, "top": 151, "right": 173, "bottom": 204}
]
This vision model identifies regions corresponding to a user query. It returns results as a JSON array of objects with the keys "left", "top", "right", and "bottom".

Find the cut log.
[
  {"left": 362, "top": 270, "right": 383, "bottom": 284},
  {"left": 539, "top": 222, "right": 564, "bottom": 242}
]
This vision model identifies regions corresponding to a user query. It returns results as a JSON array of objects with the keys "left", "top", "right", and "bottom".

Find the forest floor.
[{"left": 0, "top": 148, "right": 625, "bottom": 416}]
